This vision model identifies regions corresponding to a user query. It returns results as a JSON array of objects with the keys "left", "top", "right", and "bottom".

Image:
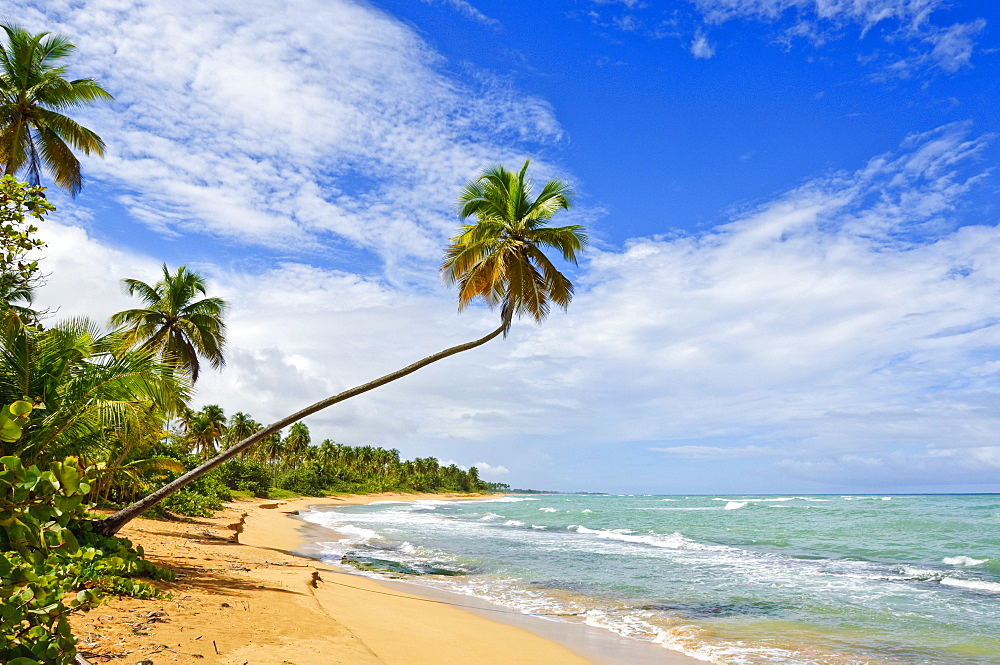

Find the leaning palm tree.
[
  {"left": 0, "top": 24, "right": 112, "bottom": 195},
  {"left": 93, "top": 160, "right": 586, "bottom": 536},
  {"left": 109, "top": 264, "right": 227, "bottom": 383}
]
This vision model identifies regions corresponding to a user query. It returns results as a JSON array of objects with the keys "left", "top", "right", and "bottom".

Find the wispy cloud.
[
  {"left": 19, "top": 0, "right": 559, "bottom": 279},
  {"left": 420, "top": 0, "right": 502, "bottom": 29},
  {"left": 651, "top": 445, "right": 781, "bottom": 459},
  {"left": 584, "top": 0, "right": 987, "bottom": 74},
  {"left": 690, "top": 29, "right": 716, "bottom": 58},
  {"left": 689, "top": 0, "right": 987, "bottom": 74}
]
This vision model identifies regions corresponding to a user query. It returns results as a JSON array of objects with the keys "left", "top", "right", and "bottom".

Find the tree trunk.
[{"left": 93, "top": 314, "right": 511, "bottom": 536}]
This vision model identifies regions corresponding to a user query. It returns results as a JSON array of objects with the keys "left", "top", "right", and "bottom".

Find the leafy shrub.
[
  {"left": 217, "top": 457, "right": 271, "bottom": 496},
  {"left": 275, "top": 464, "right": 328, "bottom": 496},
  {"left": 74, "top": 526, "right": 174, "bottom": 599},
  {"left": 0, "top": 456, "right": 100, "bottom": 665},
  {"left": 159, "top": 487, "right": 222, "bottom": 517}
]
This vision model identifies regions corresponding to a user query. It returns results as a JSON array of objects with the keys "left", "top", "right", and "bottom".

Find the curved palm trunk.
[{"left": 93, "top": 314, "right": 511, "bottom": 536}]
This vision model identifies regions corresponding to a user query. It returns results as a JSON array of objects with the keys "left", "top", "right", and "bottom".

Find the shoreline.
[
  {"left": 275, "top": 495, "right": 702, "bottom": 665},
  {"left": 72, "top": 494, "right": 699, "bottom": 664}
]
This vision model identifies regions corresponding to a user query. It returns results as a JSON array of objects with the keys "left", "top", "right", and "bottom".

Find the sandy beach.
[{"left": 72, "top": 494, "right": 698, "bottom": 665}]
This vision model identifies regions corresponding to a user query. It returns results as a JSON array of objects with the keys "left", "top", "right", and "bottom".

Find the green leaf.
[
  {"left": 57, "top": 464, "right": 79, "bottom": 495},
  {"left": 8, "top": 400, "right": 33, "bottom": 418}
]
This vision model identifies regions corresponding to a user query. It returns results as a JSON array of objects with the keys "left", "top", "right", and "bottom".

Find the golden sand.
[{"left": 71, "top": 494, "right": 600, "bottom": 665}]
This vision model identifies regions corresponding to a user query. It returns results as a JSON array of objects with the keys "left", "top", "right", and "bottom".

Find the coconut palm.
[
  {"left": 226, "top": 411, "right": 259, "bottom": 447},
  {"left": 0, "top": 24, "right": 112, "bottom": 195},
  {"left": 283, "top": 422, "right": 311, "bottom": 464},
  {"left": 185, "top": 405, "right": 226, "bottom": 458},
  {"left": 94, "top": 161, "right": 585, "bottom": 536},
  {"left": 109, "top": 264, "right": 227, "bottom": 383},
  {"left": 444, "top": 160, "right": 585, "bottom": 332}
]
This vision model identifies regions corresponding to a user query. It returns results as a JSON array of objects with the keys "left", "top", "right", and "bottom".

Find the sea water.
[{"left": 300, "top": 494, "right": 1000, "bottom": 664}]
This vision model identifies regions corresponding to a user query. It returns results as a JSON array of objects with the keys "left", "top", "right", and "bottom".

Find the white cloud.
[
  {"left": 688, "top": 0, "right": 986, "bottom": 73},
  {"left": 474, "top": 462, "right": 511, "bottom": 475},
  {"left": 690, "top": 29, "right": 716, "bottom": 58},
  {"left": 420, "top": 0, "right": 501, "bottom": 28},
  {"left": 18, "top": 0, "right": 562, "bottom": 277}
]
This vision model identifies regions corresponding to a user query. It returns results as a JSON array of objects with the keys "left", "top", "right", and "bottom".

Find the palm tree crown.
[
  {"left": 109, "top": 264, "right": 228, "bottom": 383},
  {"left": 443, "top": 160, "right": 586, "bottom": 332},
  {"left": 0, "top": 24, "right": 113, "bottom": 195}
]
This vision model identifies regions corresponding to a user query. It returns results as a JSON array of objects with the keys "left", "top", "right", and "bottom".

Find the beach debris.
[
  {"left": 220, "top": 602, "right": 232, "bottom": 608},
  {"left": 310, "top": 570, "right": 323, "bottom": 588}
]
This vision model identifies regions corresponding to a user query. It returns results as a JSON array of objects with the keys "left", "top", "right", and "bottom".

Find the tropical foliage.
[
  {"left": 0, "top": 24, "right": 112, "bottom": 195},
  {"left": 444, "top": 159, "right": 586, "bottom": 330},
  {"left": 0, "top": 176, "right": 51, "bottom": 319},
  {"left": 0, "top": 456, "right": 171, "bottom": 665},
  {"left": 109, "top": 264, "right": 228, "bottom": 383}
]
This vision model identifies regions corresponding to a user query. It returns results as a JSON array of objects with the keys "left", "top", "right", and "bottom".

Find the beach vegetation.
[
  {"left": 0, "top": 25, "right": 112, "bottom": 196},
  {"left": 0, "top": 176, "right": 51, "bottom": 321},
  {"left": 109, "top": 264, "right": 228, "bottom": 383}
]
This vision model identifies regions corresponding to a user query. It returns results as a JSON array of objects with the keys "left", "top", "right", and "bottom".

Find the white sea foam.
[
  {"left": 539, "top": 507, "right": 558, "bottom": 513},
  {"left": 940, "top": 577, "right": 1000, "bottom": 593},
  {"left": 366, "top": 500, "right": 407, "bottom": 505},
  {"left": 337, "top": 525, "right": 379, "bottom": 543},
  {"left": 531, "top": 525, "right": 546, "bottom": 530},
  {"left": 503, "top": 520, "right": 525, "bottom": 527},
  {"left": 724, "top": 501, "right": 747, "bottom": 510},
  {"left": 571, "top": 526, "right": 723, "bottom": 551},
  {"left": 943, "top": 556, "right": 988, "bottom": 567},
  {"left": 714, "top": 496, "right": 830, "bottom": 504},
  {"left": 882, "top": 497, "right": 892, "bottom": 501},
  {"left": 479, "top": 512, "right": 503, "bottom": 521},
  {"left": 660, "top": 498, "right": 677, "bottom": 501},
  {"left": 581, "top": 509, "right": 593, "bottom": 513}
]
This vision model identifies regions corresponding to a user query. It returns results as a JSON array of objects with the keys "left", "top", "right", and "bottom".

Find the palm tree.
[
  {"left": 445, "top": 160, "right": 584, "bottom": 331},
  {"left": 94, "top": 161, "right": 586, "bottom": 536},
  {"left": 282, "top": 422, "right": 311, "bottom": 465},
  {"left": 0, "top": 24, "right": 112, "bottom": 195},
  {"left": 185, "top": 405, "right": 226, "bottom": 459},
  {"left": 109, "top": 264, "right": 227, "bottom": 382},
  {"left": 226, "top": 411, "right": 259, "bottom": 447}
]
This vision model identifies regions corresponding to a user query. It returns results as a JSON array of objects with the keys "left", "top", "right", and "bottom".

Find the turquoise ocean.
[{"left": 300, "top": 494, "right": 1000, "bottom": 664}]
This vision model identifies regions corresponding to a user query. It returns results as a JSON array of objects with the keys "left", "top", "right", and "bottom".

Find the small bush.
[
  {"left": 218, "top": 457, "right": 271, "bottom": 496},
  {"left": 275, "top": 464, "right": 327, "bottom": 496}
]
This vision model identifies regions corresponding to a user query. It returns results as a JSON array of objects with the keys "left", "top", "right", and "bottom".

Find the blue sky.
[{"left": 18, "top": 0, "right": 1000, "bottom": 493}]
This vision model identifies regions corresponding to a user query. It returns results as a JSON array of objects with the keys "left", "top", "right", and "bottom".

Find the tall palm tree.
[
  {"left": 185, "top": 405, "right": 226, "bottom": 459},
  {"left": 109, "top": 264, "right": 227, "bottom": 383},
  {"left": 0, "top": 24, "right": 112, "bottom": 196},
  {"left": 94, "top": 161, "right": 586, "bottom": 536},
  {"left": 226, "top": 411, "right": 259, "bottom": 447},
  {"left": 282, "top": 422, "right": 311, "bottom": 466},
  {"left": 445, "top": 160, "right": 584, "bottom": 332}
]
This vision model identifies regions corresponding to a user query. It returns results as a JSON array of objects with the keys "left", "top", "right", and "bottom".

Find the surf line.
[{"left": 283, "top": 561, "right": 582, "bottom": 617}]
